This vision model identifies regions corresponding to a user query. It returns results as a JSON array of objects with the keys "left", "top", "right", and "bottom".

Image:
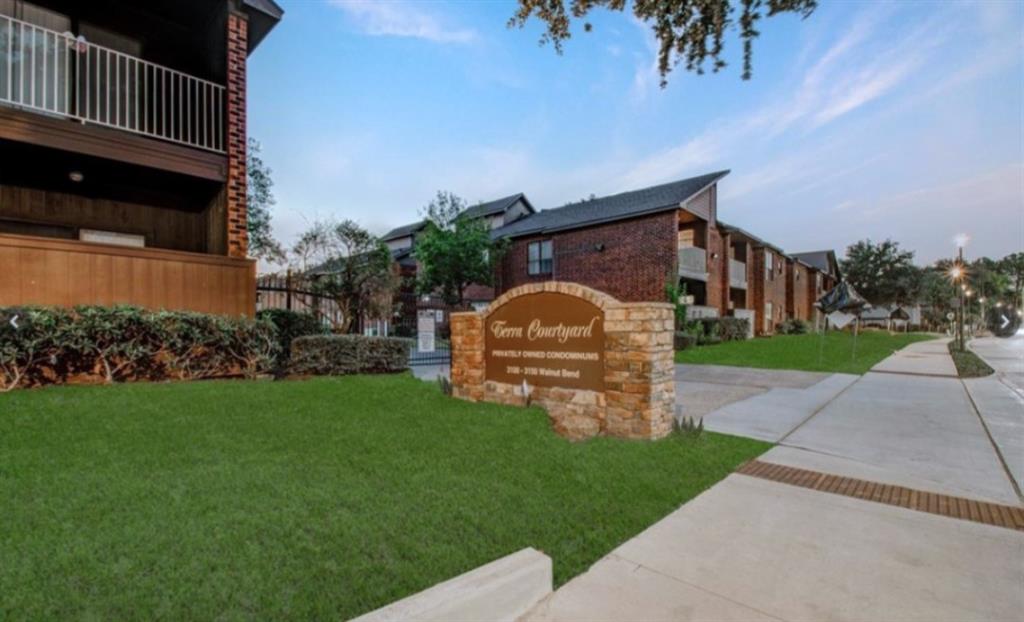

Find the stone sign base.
[{"left": 450, "top": 282, "right": 675, "bottom": 441}]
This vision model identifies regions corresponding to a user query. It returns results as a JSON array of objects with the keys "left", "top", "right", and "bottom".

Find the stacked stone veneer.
[{"left": 450, "top": 282, "right": 675, "bottom": 441}]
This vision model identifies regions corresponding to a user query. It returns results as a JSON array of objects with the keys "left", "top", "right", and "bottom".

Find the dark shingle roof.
[
  {"left": 716, "top": 220, "right": 786, "bottom": 255},
  {"left": 791, "top": 251, "right": 840, "bottom": 277},
  {"left": 492, "top": 171, "right": 729, "bottom": 239},
  {"left": 381, "top": 220, "right": 428, "bottom": 242},
  {"left": 461, "top": 193, "right": 531, "bottom": 220}
]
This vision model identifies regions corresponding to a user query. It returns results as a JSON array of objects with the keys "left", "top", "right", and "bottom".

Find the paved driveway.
[{"left": 528, "top": 339, "right": 1024, "bottom": 621}]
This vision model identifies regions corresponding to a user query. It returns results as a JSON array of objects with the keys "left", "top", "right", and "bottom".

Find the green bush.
[
  {"left": 290, "top": 335, "right": 411, "bottom": 376},
  {"left": 674, "top": 331, "right": 698, "bottom": 351},
  {"left": 696, "top": 332, "right": 722, "bottom": 346},
  {"left": 0, "top": 306, "right": 277, "bottom": 391},
  {"left": 687, "top": 317, "right": 749, "bottom": 345},
  {"left": 717, "top": 317, "right": 750, "bottom": 341},
  {"left": 256, "top": 309, "right": 327, "bottom": 368},
  {"left": 778, "top": 318, "right": 810, "bottom": 335}
]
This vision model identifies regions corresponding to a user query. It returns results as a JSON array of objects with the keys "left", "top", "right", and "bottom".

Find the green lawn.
[
  {"left": 0, "top": 375, "right": 767, "bottom": 620},
  {"left": 675, "top": 331, "right": 936, "bottom": 374}
]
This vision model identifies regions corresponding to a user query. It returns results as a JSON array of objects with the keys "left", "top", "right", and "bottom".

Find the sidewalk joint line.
[
  {"left": 777, "top": 373, "right": 860, "bottom": 444},
  {"left": 960, "top": 378, "right": 1024, "bottom": 504}
]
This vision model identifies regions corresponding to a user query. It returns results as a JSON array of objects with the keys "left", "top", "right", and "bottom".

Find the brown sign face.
[{"left": 485, "top": 292, "right": 605, "bottom": 391}]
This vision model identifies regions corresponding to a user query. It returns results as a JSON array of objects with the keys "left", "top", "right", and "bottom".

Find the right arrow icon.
[{"left": 1000, "top": 314, "right": 1010, "bottom": 329}]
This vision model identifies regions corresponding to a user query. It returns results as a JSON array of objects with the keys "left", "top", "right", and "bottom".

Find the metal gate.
[{"left": 393, "top": 292, "right": 451, "bottom": 367}]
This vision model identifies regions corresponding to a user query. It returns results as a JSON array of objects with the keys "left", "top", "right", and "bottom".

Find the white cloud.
[{"left": 329, "top": 0, "right": 477, "bottom": 44}]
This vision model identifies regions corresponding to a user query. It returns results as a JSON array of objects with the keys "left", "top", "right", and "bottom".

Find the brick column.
[
  {"left": 225, "top": 9, "right": 248, "bottom": 259},
  {"left": 603, "top": 304, "right": 675, "bottom": 439},
  {"left": 450, "top": 312, "right": 484, "bottom": 401}
]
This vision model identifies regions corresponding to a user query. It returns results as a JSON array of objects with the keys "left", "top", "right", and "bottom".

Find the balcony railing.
[
  {"left": 678, "top": 246, "right": 707, "bottom": 280},
  {"left": 0, "top": 14, "right": 225, "bottom": 152},
  {"left": 685, "top": 305, "right": 719, "bottom": 320},
  {"left": 729, "top": 259, "right": 747, "bottom": 289}
]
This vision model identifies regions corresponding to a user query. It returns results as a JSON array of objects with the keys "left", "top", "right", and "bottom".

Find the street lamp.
[{"left": 952, "top": 234, "right": 969, "bottom": 350}]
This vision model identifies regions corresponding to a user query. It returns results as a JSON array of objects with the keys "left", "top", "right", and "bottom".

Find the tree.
[
  {"left": 841, "top": 239, "right": 920, "bottom": 307},
  {"left": 415, "top": 191, "right": 507, "bottom": 308},
  {"left": 290, "top": 220, "right": 399, "bottom": 334},
  {"left": 1001, "top": 252, "right": 1024, "bottom": 304},
  {"left": 247, "top": 138, "right": 285, "bottom": 263},
  {"left": 919, "top": 266, "right": 956, "bottom": 329},
  {"left": 509, "top": 0, "right": 817, "bottom": 84}
]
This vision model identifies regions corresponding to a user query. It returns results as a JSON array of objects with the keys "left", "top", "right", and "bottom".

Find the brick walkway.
[{"left": 737, "top": 459, "right": 1024, "bottom": 531}]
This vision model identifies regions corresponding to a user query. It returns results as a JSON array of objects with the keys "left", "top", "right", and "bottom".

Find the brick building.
[{"left": 490, "top": 171, "right": 841, "bottom": 337}]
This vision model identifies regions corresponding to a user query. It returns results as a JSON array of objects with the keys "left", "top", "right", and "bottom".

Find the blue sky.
[{"left": 248, "top": 0, "right": 1023, "bottom": 266}]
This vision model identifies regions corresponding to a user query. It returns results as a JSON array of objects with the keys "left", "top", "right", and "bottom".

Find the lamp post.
[{"left": 952, "top": 234, "right": 969, "bottom": 350}]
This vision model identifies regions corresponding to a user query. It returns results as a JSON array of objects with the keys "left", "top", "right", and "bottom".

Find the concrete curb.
[{"left": 351, "top": 548, "right": 553, "bottom": 622}]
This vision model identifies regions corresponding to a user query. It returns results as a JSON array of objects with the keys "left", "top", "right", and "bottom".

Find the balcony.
[
  {"left": 0, "top": 14, "right": 224, "bottom": 153},
  {"left": 678, "top": 246, "right": 708, "bottom": 281},
  {"left": 685, "top": 305, "right": 719, "bottom": 320},
  {"left": 729, "top": 259, "right": 747, "bottom": 289}
]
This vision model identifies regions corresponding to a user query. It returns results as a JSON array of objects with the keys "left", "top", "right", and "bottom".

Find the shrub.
[
  {"left": 0, "top": 306, "right": 71, "bottom": 391},
  {"left": 0, "top": 305, "right": 277, "bottom": 390},
  {"left": 718, "top": 317, "right": 750, "bottom": 341},
  {"left": 674, "top": 331, "right": 698, "bottom": 351},
  {"left": 696, "top": 332, "right": 722, "bottom": 346},
  {"left": 778, "top": 318, "right": 810, "bottom": 335},
  {"left": 290, "top": 335, "right": 412, "bottom": 376},
  {"left": 154, "top": 311, "right": 232, "bottom": 380},
  {"left": 65, "top": 306, "right": 163, "bottom": 383},
  {"left": 256, "top": 309, "right": 327, "bottom": 368}
]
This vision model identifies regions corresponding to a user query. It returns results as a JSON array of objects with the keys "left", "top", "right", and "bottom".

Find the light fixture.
[
  {"left": 68, "top": 170, "right": 84, "bottom": 182},
  {"left": 954, "top": 233, "right": 969, "bottom": 249}
]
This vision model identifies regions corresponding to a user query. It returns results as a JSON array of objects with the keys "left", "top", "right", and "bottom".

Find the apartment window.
[
  {"left": 765, "top": 252, "right": 774, "bottom": 280},
  {"left": 528, "top": 240, "right": 553, "bottom": 275},
  {"left": 764, "top": 302, "right": 773, "bottom": 332},
  {"left": 816, "top": 273, "right": 823, "bottom": 290}
]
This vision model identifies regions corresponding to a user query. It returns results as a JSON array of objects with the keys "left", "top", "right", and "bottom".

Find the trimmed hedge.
[
  {"left": 290, "top": 335, "right": 412, "bottom": 376},
  {"left": 674, "top": 331, "right": 698, "bottom": 351},
  {"left": 778, "top": 318, "right": 810, "bottom": 335},
  {"left": 256, "top": 309, "right": 327, "bottom": 369},
  {"left": 717, "top": 317, "right": 750, "bottom": 341},
  {"left": 0, "top": 305, "right": 277, "bottom": 391}
]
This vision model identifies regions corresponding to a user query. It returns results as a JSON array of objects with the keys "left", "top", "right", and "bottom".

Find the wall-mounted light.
[
  {"left": 69, "top": 171, "right": 84, "bottom": 183},
  {"left": 594, "top": 243, "right": 606, "bottom": 252},
  {"left": 711, "top": 252, "right": 719, "bottom": 260}
]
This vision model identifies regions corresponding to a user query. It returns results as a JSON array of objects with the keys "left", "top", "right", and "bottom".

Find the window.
[
  {"left": 765, "top": 252, "right": 774, "bottom": 280},
  {"left": 528, "top": 240, "right": 553, "bottom": 275},
  {"left": 764, "top": 302, "right": 773, "bottom": 332}
]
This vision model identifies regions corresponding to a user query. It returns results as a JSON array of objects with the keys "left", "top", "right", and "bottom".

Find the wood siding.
[
  {"left": 0, "top": 106, "right": 227, "bottom": 181},
  {"left": 1, "top": 185, "right": 210, "bottom": 253},
  {"left": 0, "top": 233, "right": 255, "bottom": 316}
]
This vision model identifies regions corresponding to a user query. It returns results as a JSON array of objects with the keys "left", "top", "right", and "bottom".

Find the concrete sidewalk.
[
  {"left": 869, "top": 337, "right": 958, "bottom": 376},
  {"left": 526, "top": 339, "right": 1024, "bottom": 621},
  {"left": 970, "top": 334, "right": 1024, "bottom": 394},
  {"left": 527, "top": 475, "right": 1023, "bottom": 622}
]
